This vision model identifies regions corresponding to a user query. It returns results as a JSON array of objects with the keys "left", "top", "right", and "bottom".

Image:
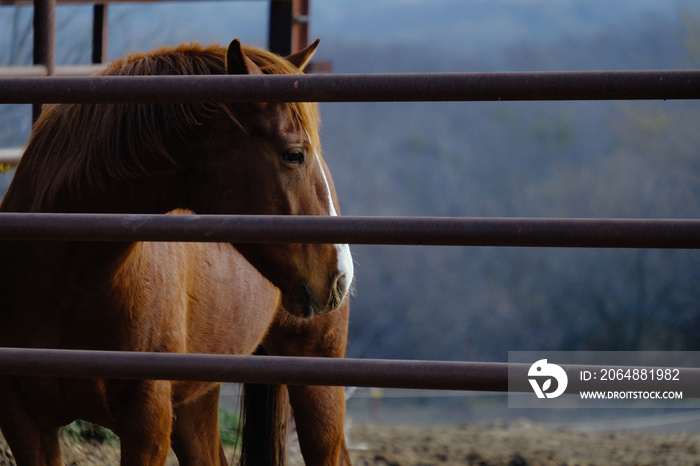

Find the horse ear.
[
  {"left": 226, "top": 39, "right": 263, "bottom": 75},
  {"left": 285, "top": 39, "right": 320, "bottom": 71}
]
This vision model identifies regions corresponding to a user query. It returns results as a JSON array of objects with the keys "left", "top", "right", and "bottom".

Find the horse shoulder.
[
  {"left": 178, "top": 242, "right": 281, "bottom": 356},
  {"left": 106, "top": 242, "right": 188, "bottom": 353}
]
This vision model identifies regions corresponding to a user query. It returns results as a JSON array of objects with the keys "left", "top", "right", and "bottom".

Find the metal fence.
[
  {"left": 1, "top": 0, "right": 700, "bottom": 394},
  {"left": 0, "top": 0, "right": 313, "bottom": 121},
  {"left": 2, "top": 71, "right": 700, "bottom": 104}
]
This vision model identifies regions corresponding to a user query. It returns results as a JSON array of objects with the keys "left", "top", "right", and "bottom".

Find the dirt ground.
[
  {"left": 3, "top": 420, "right": 700, "bottom": 465},
  {"left": 346, "top": 421, "right": 700, "bottom": 466}
]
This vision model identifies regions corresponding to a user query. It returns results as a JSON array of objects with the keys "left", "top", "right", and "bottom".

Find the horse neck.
[
  {"left": 68, "top": 168, "right": 187, "bottom": 214},
  {"left": 1, "top": 165, "right": 185, "bottom": 215},
  {"left": 0, "top": 161, "right": 185, "bottom": 287}
]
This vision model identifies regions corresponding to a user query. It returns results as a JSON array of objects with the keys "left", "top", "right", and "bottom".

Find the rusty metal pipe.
[
  {"left": 91, "top": 3, "right": 108, "bottom": 65},
  {"left": 32, "top": 0, "right": 55, "bottom": 76},
  {"left": 1, "top": 71, "right": 700, "bottom": 104},
  {"left": 0, "top": 347, "right": 508, "bottom": 391},
  {"left": 3, "top": 348, "right": 700, "bottom": 396},
  {"left": 0, "top": 213, "right": 699, "bottom": 248},
  {"left": 31, "top": 0, "right": 55, "bottom": 122}
]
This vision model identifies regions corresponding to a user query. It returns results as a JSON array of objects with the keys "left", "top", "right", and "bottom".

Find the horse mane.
[{"left": 19, "top": 42, "right": 320, "bottom": 212}]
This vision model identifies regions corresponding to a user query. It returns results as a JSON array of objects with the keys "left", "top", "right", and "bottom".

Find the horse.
[{"left": 0, "top": 38, "right": 353, "bottom": 465}]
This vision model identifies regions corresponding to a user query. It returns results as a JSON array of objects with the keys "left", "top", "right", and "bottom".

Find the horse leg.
[
  {"left": 171, "top": 384, "right": 227, "bottom": 466},
  {"left": 116, "top": 380, "right": 173, "bottom": 466},
  {"left": 264, "top": 300, "right": 351, "bottom": 466},
  {"left": 1, "top": 426, "right": 61, "bottom": 466},
  {"left": 287, "top": 384, "right": 349, "bottom": 466},
  {"left": 0, "top": 379, "right": 61, "bottom": 466}
]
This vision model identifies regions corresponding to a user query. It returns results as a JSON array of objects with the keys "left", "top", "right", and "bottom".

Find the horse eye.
[{"left": 281, "top": 148, "right": 306, "bottom": 164}]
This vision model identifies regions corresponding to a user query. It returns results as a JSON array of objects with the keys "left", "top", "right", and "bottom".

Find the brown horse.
[{"left": 0, "top": 39, "right": 353, "bottom": 465}]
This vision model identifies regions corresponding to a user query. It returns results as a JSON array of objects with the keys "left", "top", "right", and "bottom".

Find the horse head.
[
  {"left": 5, "top": 39, "right": 353, "bottom": 319},
  {"left": 186, "top": 40, "right": 353, "bottom": 318}
]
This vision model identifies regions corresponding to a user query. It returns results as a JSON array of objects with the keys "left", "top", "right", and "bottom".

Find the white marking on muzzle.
[{"left": 314, "top": 148, "right": 354, "bottom": 297}]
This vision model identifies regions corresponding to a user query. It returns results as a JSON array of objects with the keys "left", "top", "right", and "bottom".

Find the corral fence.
[{"left": 1, "top": 0, "right": 700, "bottom": 397}]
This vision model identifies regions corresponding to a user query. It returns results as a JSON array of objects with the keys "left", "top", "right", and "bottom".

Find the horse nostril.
[
  {"left": 301, "top": 285, "right": 316, "bottom": 318},
  {"left": 335, "top": 273, "right": 349, "bottom": 297}
]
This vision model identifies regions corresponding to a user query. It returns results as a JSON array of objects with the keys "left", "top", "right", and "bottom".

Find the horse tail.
[
  {"left": 239, "top": 382, "right": 289, "bottom": 465},
  {"left": 239, "top": 346, "right": 289, "bottom": 466}
]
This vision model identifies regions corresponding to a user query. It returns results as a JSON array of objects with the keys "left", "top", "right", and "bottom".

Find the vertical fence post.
[
  {"left": 92, "top": 3, "right": 108, "bottom": 65},
  {"left": 32, "top": 0, "right": 55, "bottom": 122},
  {"left": 268, "top": 0, "right": 293, "bottom": 56},
  {"left": 291, "top": 0, "right": 309, "bottom": 54}
]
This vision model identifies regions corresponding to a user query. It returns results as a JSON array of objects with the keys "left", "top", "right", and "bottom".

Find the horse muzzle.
[{"left": 301, "top": 272, "right": 351, "bottom": 318}]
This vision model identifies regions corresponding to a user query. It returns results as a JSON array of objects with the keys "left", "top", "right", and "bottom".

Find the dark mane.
[{"left": 14, "top": 42, "right": 320, "bottom": 211}]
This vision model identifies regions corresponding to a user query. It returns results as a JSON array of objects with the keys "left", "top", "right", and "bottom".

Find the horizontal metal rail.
[
  {"left": 2, "top": 348, "right": 700, "bottom": 397},
  {"left": 0, "top": 348, "right": 507, "bottom": 391},
  {"left": 0, "top": 0, "right": 265, "bottom": 4},
  {"left": 0, "top": 65, "right": 105, "bottom": 77},
  {"left": 0, "top": 147, "right": 21, "bottom": 165},
  {"left": 1, "top": 71, "right": 700, "bottom": 104},
  {"left": 0, "top": 213, "right": 699, "bottom": 248}
]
